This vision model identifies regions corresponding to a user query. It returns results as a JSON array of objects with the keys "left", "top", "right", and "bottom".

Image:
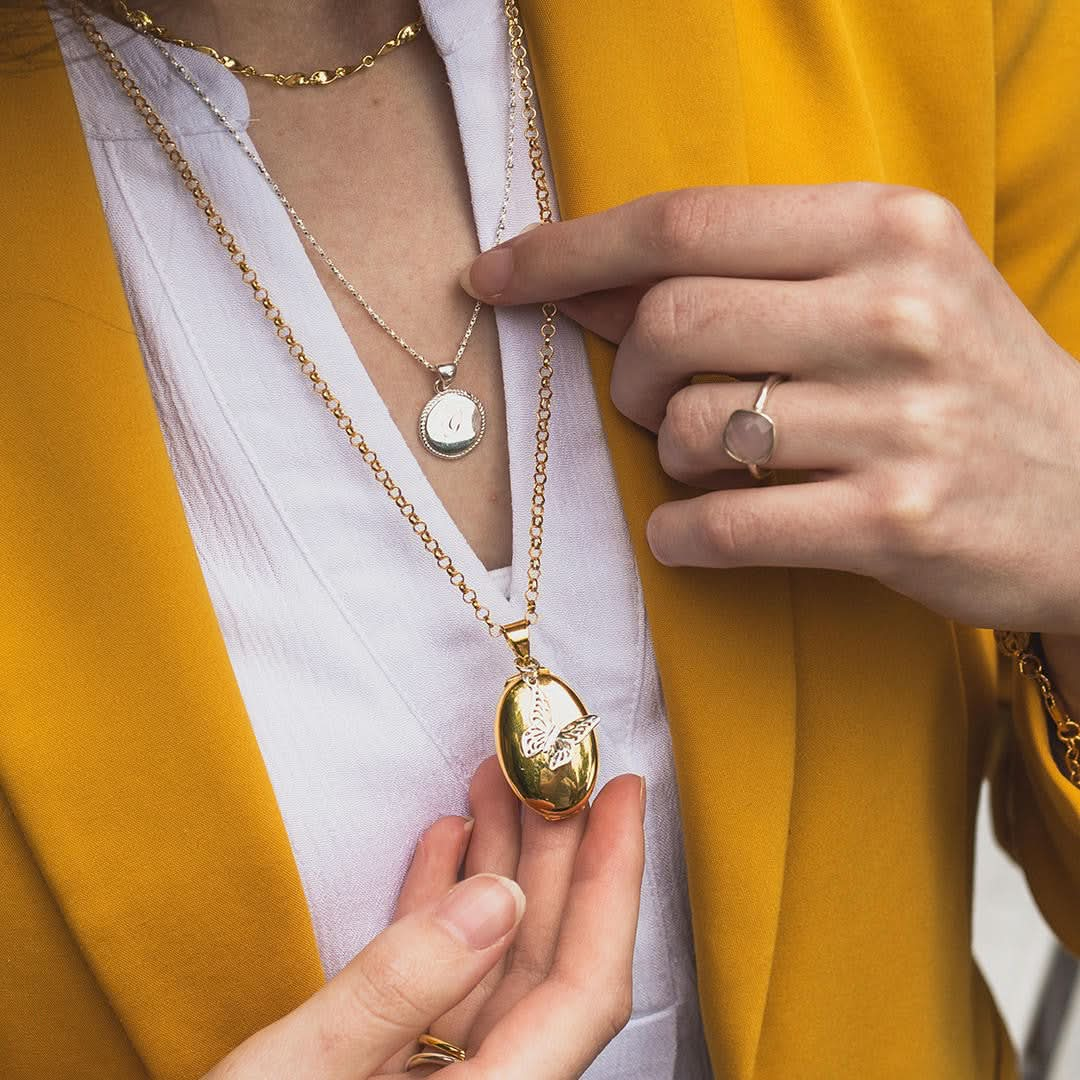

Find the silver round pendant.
[{"left": 418, "top": 388, "right": 486, "bottom": 459}]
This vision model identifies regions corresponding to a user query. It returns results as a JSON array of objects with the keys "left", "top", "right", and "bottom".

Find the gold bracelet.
[{"left": 995, "top": 631, "right": 1080, "bottom": 788}]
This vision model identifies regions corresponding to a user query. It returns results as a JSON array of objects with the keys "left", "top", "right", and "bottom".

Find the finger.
[
  {"left": 611, "top": 275, "right": 854, "bottom": 431},
  {"left": 646, "top": 478, "right": 875, "bottom": 572},
  {"left": 393, "top": 816, "right": 474, "bottom": 919},
  {"left": 456, "top": 774, "right": 646, "bottom": 1080},
  {"left": 459, "top": 184, "right": 878, "bottom": 305},
  {"left": 657, "top": 380, "right": 874, "bottom": 484},
  {"left": 463, "top": 756, "right": 522, "bottom": 881},
  {"left": 378, "top": 815, "right": 475, "bottom": 1074},
  {"left": 401, "top": 758, "right": 523, "bottom": 1066},
  {"left": 556, "top": 283, "right": 654, "bottom": 344},
  {"left": 211, "top": 874, "right": 526, "bottom": 1080},
  {"left": 466, "top": 801, "right": 590, "bottom": 1046}
]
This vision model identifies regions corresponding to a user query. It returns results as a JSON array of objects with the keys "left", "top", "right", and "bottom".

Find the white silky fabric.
[{"left": 53, "top": 4, "right": 711, "bottom": 1076}]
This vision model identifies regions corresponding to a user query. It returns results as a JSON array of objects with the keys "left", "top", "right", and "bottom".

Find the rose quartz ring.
[{"left": 722, "top": 373, "right": 787, "bottom": 480}]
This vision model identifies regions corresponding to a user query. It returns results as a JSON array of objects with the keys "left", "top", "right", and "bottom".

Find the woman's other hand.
[
  {"left": 461, "top": 185, "right": 1080, "bottom": 634},
  {"left": 203, "top": 759, "right": 645, "bottom": 1079}
]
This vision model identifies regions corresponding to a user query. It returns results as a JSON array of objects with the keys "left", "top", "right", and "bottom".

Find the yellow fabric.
[{"left": 1, "top": 2, "right": 1078, "bottom": 1077}]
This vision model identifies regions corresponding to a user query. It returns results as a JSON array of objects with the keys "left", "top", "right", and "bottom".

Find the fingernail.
[
  {"left": 639, "top": 775, "right": 647, "bottom": 815},
  {"left": 518, "top": 221, "right": 543, "bottom": 234},
  {"left": 460, "top": 245, "right": 514, "bottom": 300},
  {"left": 645, "top": 511, "right": 671, "bottom": 567},
  {"left": 435, "top": 873, "right": 525, "bottom": 950},
  {"left": 462, "top": 816, "right": 475, "bottom": 834}
]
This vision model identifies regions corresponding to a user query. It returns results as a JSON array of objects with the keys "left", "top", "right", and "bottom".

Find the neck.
[{"left": 106, "top": 0, "right": 424, "bottom": 74}]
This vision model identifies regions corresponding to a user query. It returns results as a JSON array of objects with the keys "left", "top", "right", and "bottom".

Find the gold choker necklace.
[
  {"left": 76, "top": 0, "right": 603, "bottom": 821},
  {"left": 111, "top": 0, "right": 424, "bottom": 88}
]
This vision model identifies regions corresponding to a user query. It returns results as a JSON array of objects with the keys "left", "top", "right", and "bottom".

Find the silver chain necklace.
[{"left": 144, "top": 29, "right": 519, "bottom": 461}]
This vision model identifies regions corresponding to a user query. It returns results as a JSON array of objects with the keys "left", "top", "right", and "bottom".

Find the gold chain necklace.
[
  {"left": 111, "top": 0, "right": 424, "bottom": 88},
  {"left": 73, "top": 0, "right": 601, "bottom": 821}
]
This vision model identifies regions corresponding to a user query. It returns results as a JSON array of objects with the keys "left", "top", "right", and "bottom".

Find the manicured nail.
[
  {"left": 460, "top": 244, "right": 514, "bottom": 300},
  {"left": 640, "top": 775, "right": 647, "bottom": 815},
  {"left": 462, "top": 816, "right": 475, "bottom": 834},
  {"left": 435, "top": 873, "right": 525, "bottom": 949}
]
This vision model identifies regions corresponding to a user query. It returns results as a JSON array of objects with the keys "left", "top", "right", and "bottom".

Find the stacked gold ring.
[
  {"left": 418, "top": 1034, "right": 467, "bottom": 1060},
  {"left": 404, "top": 1033, "right": 468, "bottom": 1071}
]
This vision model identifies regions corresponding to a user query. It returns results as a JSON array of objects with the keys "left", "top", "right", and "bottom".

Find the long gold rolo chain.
[
  {"left": 73, "top": 0, "right": 558, "bottom": 654},
  {"left": 995, "top": 631, "right": 1080, "bottom": 787},
  {"left": 111, "top": 0, "right": 424, "bottom": 88}
]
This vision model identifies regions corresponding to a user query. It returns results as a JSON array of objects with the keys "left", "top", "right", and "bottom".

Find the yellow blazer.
[{"left": 2, "top": 3, "right": 1079, "bottom": 1078}]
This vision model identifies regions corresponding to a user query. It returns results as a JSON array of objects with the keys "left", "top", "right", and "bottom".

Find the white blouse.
[{"left": 53, "top": 3, "right": 712, "bottom": 1076}]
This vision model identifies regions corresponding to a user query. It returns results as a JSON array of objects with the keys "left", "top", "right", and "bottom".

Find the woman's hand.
[
  {"left": 203, "top": 759, "right": 645, "bottom": 1080},
  {"left": 461, "top": 184, "right": 1080, "bottom": 633}
]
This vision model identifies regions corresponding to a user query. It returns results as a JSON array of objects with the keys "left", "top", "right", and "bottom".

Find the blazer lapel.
[
  {"left": 520, "top": 1, "right": 881, "bottom": 1073},
  {"left": 0, "top": 13, "right": 324, "bottom": 1080}
]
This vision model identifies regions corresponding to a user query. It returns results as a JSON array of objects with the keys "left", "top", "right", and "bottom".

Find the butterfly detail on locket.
[{"left": 519, "top": 681, "right": 600, "bottom": 771}]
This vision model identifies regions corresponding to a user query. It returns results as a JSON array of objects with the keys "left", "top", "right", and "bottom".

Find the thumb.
[{"left": 205, "top": 873, "right": 525, "bottom": 1079}]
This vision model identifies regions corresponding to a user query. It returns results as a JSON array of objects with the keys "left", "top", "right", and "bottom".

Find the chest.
[{"left": 240, "top": 30, "right": 519, "bottom": 571}]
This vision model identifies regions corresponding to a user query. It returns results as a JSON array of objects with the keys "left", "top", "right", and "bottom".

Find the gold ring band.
[
  {"left": 405, "top": 1049, "right": 462, "bottom": 1071},
  {"left": 418, "top": 1033, "right": 467, "bottom": 1061}
]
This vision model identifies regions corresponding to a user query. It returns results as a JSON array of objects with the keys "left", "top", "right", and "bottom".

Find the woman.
[{"left": 1, "top": 1, "right": 1078, "bottom": 1078}]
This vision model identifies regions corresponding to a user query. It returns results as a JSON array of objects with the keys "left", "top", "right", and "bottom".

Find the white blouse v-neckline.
[{"left": 52, "top": 4, "right": 713, "bottom": 1077}]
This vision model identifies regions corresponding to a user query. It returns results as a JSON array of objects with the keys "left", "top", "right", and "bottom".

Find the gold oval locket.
[{"left": 495, "top": 666, "right": 599, "bottom": 822}]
